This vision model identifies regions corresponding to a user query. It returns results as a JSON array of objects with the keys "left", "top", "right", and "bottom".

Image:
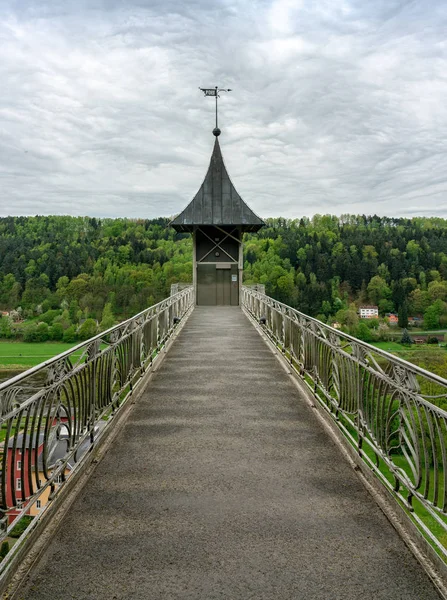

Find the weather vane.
[{"left": 199, "top": 86, "right": 232, "bottom": 136}]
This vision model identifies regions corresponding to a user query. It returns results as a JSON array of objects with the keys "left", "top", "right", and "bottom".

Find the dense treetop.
[
  {"left": 1, "top": 214, "right": 447, "bottom": 342},
  {"left": 243, "top": 214, "right": 447, "bottom": 330},
  {"left": 0, "top": 216, "right": 192, "bottom": 342}
]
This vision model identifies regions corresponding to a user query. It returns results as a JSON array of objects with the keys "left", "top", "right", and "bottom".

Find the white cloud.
[{"left": 0, "top": 0, "right": 447, "bottom": 219}]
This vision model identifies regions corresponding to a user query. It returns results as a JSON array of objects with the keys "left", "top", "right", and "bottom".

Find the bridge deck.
[{"left": 16, "top": 307, "right": 440, "bottom": 599}]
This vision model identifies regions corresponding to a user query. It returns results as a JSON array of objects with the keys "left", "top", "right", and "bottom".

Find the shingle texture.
[{"left": 170, "top": 138, "right": 264, "bottom": 232}]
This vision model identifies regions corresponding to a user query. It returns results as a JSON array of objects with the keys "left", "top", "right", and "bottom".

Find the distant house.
[
  {"left": 0, "top": 311, "right": 9, "bottom": 317},
  {"left": 386, "top": 313, "right": 398, "bottom": 326},
  {"left": 359, "top": 306, "right": 379, "bottom": 319},
  {"left": 5, "top": 433, "right": 72, "bottom": 524},
  {"left": 408, "top": 316, "right": 422, "bottom": 326},
  {"left": 4, "top": 419, "right": 104, "bottom": 524}
]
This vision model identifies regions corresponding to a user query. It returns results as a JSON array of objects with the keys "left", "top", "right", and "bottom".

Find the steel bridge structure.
[{"left": 1, "top": 287, "right": 447, "bottom": 598}]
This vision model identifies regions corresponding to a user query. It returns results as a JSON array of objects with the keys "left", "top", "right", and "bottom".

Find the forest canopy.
[
  {"left": 244, "top": 214, "right": 447, "bottom": 330},
  {"left": 1, "top": 214, "right": 447, "bottom": 341}
]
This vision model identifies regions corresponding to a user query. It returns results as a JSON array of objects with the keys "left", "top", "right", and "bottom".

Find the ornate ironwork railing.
[
  {"left": 0, "top": 286, "right": 194, "bottom": 567},
  {"left": 242, "top": 286, "right": 447, "bottom": 558}
]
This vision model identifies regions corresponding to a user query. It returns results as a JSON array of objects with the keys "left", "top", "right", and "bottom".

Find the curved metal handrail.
[
  {"left": 242, "top": 285, "right": 447, "bottom": 558},
  {"left": 0, "top": 286, "right": 194, "bottom": 568}
]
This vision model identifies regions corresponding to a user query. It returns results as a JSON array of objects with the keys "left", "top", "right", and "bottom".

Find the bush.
[
  {"left": 426, "top": 336, "right": 440, "bottom": 345},
  {"left": 39, "top": 309, "right": 61, "bottom": 325},
  {"left": 400, "top": 329, "right": 413, "bottom": 345},
  {"left": 62, "top": 325, "right": 77, "bottom": 343},
  {"left": 77, "top": 318, "right": 98, "bottom": 340},
  {"left": 50, "top": 322, "right": 64, "bottom": 340},
  {"left": 100, "top": 303, "right": 115, "bottom": 331},
  {"left": 23, "top": 323, "right": 38, "bottom": 342},
  {"left": 53, "top": 309, "right": 72, "bottom": 331},
  {"left": 0, "top": 315, "right": 14, "bottom": 339},
  {"left": 356, "top": 322, "right": 373, "bottom": 342},
  {"left": 24, "top": 322, "right": 50, "bottom": 343},
  {"left": 36, "top": 322, "right": 50, "bottom": 342},
  {"left": 0, "top": 541, "right": 9, "bottom": 560},
  {"left": 365, "top": 318, "right": 380, "bottom": 329},
  {"left": 9, "top": 516, "right": 33, "bottom": 539}
]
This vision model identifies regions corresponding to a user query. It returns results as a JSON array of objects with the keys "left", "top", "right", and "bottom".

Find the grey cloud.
[{"left": 1, "top": 0, "right": 447, "bottom": 219}]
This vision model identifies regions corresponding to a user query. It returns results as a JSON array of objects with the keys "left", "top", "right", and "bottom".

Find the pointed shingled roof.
[{"left": 170, "top": 137, "right": 265, "bottom": 232}]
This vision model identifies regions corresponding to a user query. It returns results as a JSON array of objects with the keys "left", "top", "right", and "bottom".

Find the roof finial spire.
[{"left": 199, "top": 86, "right": 232, "bottom": 136}]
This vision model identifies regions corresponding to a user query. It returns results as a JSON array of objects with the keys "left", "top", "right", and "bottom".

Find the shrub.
[
  {"left": 400, "top": 329, "right": 413, "bottom": 345},
  {"left": 0, "top": 541, "right": 9, "bottom": 560},
  {"left": 50, "top": 322, "right": 64, "bottom": 340},
  {"left": 0, "top": 316, "right": 14, "bottom": 339},
  {"left": 100, "top": 302, "right": 115, "bottom": 331},
  {"left": 62, "top": 325, "right": 77, "bottom": 343},
  {"left": 36, "top": 322, "right": 50, "bottom": 342},
  {"left": 23, "top": 323, "right": 38, "bottom": 342},
  {"left": 365, "top": 318, "right": 380, "bottom": 329},
  {"left": 39, "top": 309, "right": 61, "bottom": 325},
  {"left": 9, "top": 516, "right": 33, "bottom": 539},
  {"left": 426, "top": 336, "right": 440, "bottom": 345},
  {"left": 77, "top": 318, "right": 98, "bottom": 340},
  {"left": 53, "top": 309, "right": 72, "bottom": 331},
  {"left": 356, "top": 322, "right": 373, "bottom": 342}
]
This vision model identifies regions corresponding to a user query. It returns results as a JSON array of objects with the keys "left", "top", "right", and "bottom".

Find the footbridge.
[{"left": 1, "top": 287, "right": 447, "bottom": 599}]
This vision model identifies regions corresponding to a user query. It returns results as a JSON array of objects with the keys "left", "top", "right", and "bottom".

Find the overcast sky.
[{"left": 1, "top": 0, "right": 447, "bottom": 220}]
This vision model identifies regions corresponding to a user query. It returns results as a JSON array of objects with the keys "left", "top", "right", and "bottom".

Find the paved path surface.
[{"left": 16, "top": 308, "right": 440, "bottom": 599}]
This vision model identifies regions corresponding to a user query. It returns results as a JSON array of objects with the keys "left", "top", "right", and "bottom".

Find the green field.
[
  {"left": 371, "top": 341, "right": 445, "bottom": 354},
  {"left": 0, "top": 341, "right": 79, "bottom": 369},
  {"left": 370, "top": 341, "right": 405, "bottom": 352}
]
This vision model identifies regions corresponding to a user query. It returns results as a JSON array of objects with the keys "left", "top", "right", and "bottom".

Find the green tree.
[
  {"left": 50, "top": 322, "right": 64, "bottom": 340},
  {"left": 400, "top": 329, "right": 413, "bottom": 345},
  {"left": 321, "top": 300, "right": 332, "bottom": 316},
  {"left": 367, "top": 276, "right": 391, "bottom": 306},
  {"left": 23, "top": 324, "right": 38, "bottom": 342},
  {"left": 0, "top": 315, "right": 13, "bottom": 339},
  {"left": 54, "top": 309, "right": 72, "bottom": 331},
  {"left": 423, "top": 300, "right": 445, "bottom": 330},
  {"left": 77, "top": 318, "right": 98, "bottom": 340},
  {"left": 0, "top": 274, "right": 21, "bottom": 308},
  {"left": 409, "top": 289, "right": 430, "bottom": 314},
  {"left": 398, "top": 303, "right": 408, "bottom": 329},
  {"left": 69, "top": 300, "right": 80, "bottom": 324},
  {"left": 36, "top": 322, "right": 50, "bottom": 342},
  {"left": 428, "top": 280, "right": 447, "bottom": 302},
  {"left": 62, "top": 325, "right": 77, "bottom": 343},
  {"left": 335, "top": 305, "right": 359, "bottom": 332},
  {"left": 100, "top": 303, "right": 115, "bottom": 331},
  {"left": 356, "top": 321, "right": 373, "bottom": 342}
]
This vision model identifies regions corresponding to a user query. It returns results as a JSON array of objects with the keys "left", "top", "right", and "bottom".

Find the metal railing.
[
  {"left": 0, "top": 286, "right": 194, "bottom": 570},
  {"left": 242, "top": 286, "right": 447, "bottom": 559}
]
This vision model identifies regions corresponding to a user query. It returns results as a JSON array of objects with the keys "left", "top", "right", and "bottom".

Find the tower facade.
[{"left": 171, "top": 131, "right": 264, "bottom": 305}]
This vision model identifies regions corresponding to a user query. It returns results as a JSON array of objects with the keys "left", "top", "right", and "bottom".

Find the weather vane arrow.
[{"left": 199, "top": 86, "right": 232, "bottom": 136}]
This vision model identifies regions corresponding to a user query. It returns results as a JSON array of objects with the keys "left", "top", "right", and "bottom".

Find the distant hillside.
[
  {"left": 1, "top": 214, "right": 447, "bottom": 340},
  {"left": 243, "top": 214, "right": 447, "bottom": 334},
  {"left": 0, "top": 216, "right": 192, "bottom": 321}
]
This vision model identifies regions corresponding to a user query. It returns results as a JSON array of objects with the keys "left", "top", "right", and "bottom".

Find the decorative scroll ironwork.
[
  {"left": 242, "top": 286, "right": 447, "bottom": 558},
  {"left": 0, "top": 286, "right": 194, "bottom": 566}
]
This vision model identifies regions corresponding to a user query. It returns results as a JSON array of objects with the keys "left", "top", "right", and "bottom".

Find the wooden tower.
[{"left": 171, "top": 130, "right": 264, "bottom": 305}]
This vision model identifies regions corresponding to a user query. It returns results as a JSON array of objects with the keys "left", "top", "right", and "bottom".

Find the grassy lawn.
[
  {"left": 371, "top": 341, "right": 446, "bottom": 355},
  {"left": 0, "top": 341, "right": 80, "bottom": 369},
  {"left": 370, "top": 341, "right": 405, "bottom": 352}
]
